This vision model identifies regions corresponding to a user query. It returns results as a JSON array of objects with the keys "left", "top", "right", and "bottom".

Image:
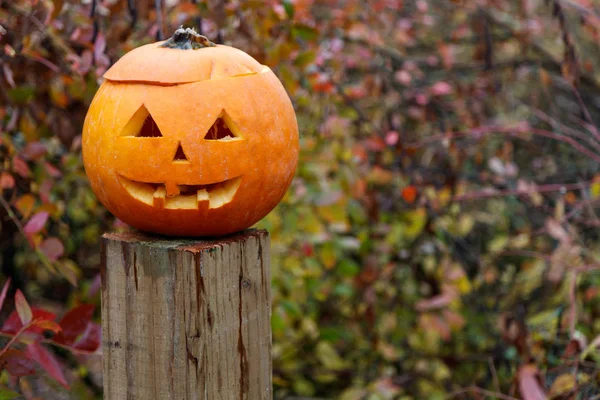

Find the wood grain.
[{"left": 101, "top": 229, "right": 271, "bottom": 399}]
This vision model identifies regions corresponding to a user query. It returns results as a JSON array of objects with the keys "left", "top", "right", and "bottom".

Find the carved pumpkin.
[{"left": 82, "top": 28, "right": 299, "bottom": 236}]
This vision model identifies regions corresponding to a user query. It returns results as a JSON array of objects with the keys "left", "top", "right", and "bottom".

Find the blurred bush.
[{"left": 2, "top": 0, "right": 600, "bottom": 398}]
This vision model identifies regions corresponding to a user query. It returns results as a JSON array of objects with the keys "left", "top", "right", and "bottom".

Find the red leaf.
[
  {"left": 12, "top": 157, "right": 30, "bottom": 178},
  {"left": 518, "top": 365, "right": 547, "bottom": 400},
  {"left": 0, "top": 172, "right": 15, "bottom": 189},
  {"left": 55, "top": 305, "right": 95, "bottom": 345},
  {"left": 402, "top": 185, "right": 418, "bottom": 204},
  {"left": 23, "top": 211, "right": 49, "bottom": 235},
  {"left": 43, "top": 162, "right": 62, "bottom": 178},
  {"left": 0, "top": 278, "right": 11, "bottom": 314},
  {"left": 20, "top": 142, "right": 47, "bottom": 160},
  {"left": 2, "top": 308, "right": 56, "bottom": 335},
  {"left": 0, "top": 349, "right": 36, "bottom": 377},
  {"left": 25, "top": 342, "right": 68, "bottom": 388},
  {"left": 38, "top": 237, "right": 64, "bottom": 261},
  {"left": 39, "top": 180, "right": 53, "bottom": 204},
  {"left": 14, "top": 290, "right": 32, "bottom": 325},
  {"left": 73, "top": 322, "right": 101, "bottom": 352}
]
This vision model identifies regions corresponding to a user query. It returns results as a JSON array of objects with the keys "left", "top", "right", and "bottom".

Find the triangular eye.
[
  {"left": 204, "top": 111, "right": 242, "bottom": 141},
  {"left": 121, "top": 105, "right": 163, "bottom": 137},
  {"left": 138, "top": 115, "right": 163, "bottom": 137}
]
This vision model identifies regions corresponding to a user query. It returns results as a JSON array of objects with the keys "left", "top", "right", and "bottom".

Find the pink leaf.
[
  {"left": 0, "top": 349, "right": 36, "bottom": 377},
  {"left": 14, "top": 290, "right": 32, "bottom": 325},
  {"left": 93, "top": 33, "right": 106, "bottom": 61},
  {"left": 55, "top": 305, "right": 95, "bottom": 345},
  {"left": 20, "top": 142, "right": 47, "bottom": 160},
  {"left": 430, "top": 81, "right": 453, "bottom": 96},
  {"left": 415, "top": 291, "right": 456, "bottom": 312},
  {"left": 25, "top": 342, "right": 68, "bottom": 388},
  {"left": 2, "top": 308, "right": 56, "bottom": 335},
  {"left": 385, "top": 131, "right": 399, "bottom": 146},
  {"left": 87, "top": 274, "right": 101, "bottom": 298},
  {"left": 23, "top": 211, "right": 49, "bottom": 235},
  {"left": 39, "top": 237, "right": 64, "bottom": 261},
  {"left": 545, "top": 218, "right": 570, "bottom": 243},
  {"left": 2, "top": 64, "right": 15, "bottom": 88},
  {"left": 0, "top": 278, "right": 11, "bottom": 314},
  {"left": 519, "top": 365, "right": 547, "bottom": 400}
]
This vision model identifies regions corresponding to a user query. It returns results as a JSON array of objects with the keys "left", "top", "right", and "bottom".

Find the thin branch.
[
  {"left": 127, "top": 0, "right": 138, "bottom": 29},
  {"left": 531, "top": 108, "right": 600, "bottom": 155},
  {"left": 488, "top": 357, "right": 500, "bottom": 395},
  {"left": 570, "top": 84, "right": 600, "bottom": 142},
  {"left": 452, "top": 180, "right": 591, "bottom": 202},
  {"left": 446, "top": 386, "right": 518, "bottom": 400},
  {"left": 0, "top": 195, "right": 56, "bottom": 273},
  {"left": 560, "top": 0, "right": 600, "bottom": 20},
  {"left": 482, "top": 8, "right": 600, "bottom": 92},
  {"left": 155, "top": 0, "right": 164, "bottom": 40},
  {"left": 0, "top": 331, "right": 99, "bottom": 357},
  {"left": 407, "top": 125, "right": 600, "bottom": 164},
  {"left": 0, "top": 322, "right": 33, "bottom": 358}
]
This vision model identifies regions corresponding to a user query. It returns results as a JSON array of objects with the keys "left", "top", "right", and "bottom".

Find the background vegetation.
[{"left": 2, "top": 0, "right": 600, "bottom": 398}]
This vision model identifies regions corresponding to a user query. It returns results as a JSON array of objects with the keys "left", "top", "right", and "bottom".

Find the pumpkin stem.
[{"left": 160, "top": 26, "right": 216, "bottom": 50}]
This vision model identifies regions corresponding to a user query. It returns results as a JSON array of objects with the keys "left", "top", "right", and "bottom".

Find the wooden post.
[{"left": 100, "top": 229, "right": 271, "bottom": 400}]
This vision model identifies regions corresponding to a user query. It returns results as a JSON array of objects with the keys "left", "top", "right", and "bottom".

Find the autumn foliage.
[{"left": 2, "top": 0, "right": 600, "bottom": 399}]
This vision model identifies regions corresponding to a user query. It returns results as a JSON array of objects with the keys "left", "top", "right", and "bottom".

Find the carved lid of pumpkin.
[{"left": 103, "top": 27, "right": 267, "bottom": 84}]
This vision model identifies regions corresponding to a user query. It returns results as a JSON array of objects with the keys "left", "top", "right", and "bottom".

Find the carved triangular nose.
[{"left": 173, "top": 143, "right": 188, "bottom": 161}]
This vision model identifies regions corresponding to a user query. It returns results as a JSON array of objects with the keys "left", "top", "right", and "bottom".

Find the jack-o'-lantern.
[{"left": 82, "top": 28, "right": 299, "bottom": 237}]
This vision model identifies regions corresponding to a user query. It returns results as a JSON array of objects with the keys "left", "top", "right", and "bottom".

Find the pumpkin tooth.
[
  {"left": 153, "top": 186, "right": 166, "bottom": 208},
  {"left": 197, "top": 189, "right": 209, "bottom": 207}
]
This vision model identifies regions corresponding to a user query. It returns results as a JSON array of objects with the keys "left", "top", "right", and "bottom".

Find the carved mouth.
[{"left": 118, "top": 175, "right": 242, "bottom": 209}]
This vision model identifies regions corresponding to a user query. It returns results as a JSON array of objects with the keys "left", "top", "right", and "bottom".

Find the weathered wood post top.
[{"left": 101, "top": 229, "right": 271, "bottom": 400}]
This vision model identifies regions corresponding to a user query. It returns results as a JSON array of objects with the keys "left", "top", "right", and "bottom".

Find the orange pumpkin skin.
[{"left": 82, "top": 33, "right": 298, "bottom": 237}]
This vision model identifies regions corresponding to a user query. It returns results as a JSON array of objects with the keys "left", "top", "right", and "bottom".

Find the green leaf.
[
  {"left": 294, "top": 51, "right": 316, "bottom": 67},
  {"left": 0, "top": 386, "right": 19, "bottom": 400},
  {"left": 292, "top": 24, "right": 318, "bottom": 41},
  {"left": 7, "top": 86, "right": 35, "bottom": 104},
  {"left": 337, "top": 259, "right": 359, "bottom": 277},
  {"left": 282, "top": 0, "right": 294, "bottom": 19},
  {"left": 316, "top": 341, "right": 349, "bottom": 371}
]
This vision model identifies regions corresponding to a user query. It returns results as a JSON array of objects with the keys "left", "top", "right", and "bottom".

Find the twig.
[
  {"left": 482, "top": 8, "right": 600, "bottom": 92},
  {"left": 407, "top": 125, "right": 600, "bottom": 164},
  {"left": 489, "top": 357, "right": 500, "bottom": 394},
  {"left": 0, "top": 195, "right": 56, "bottom": 273},
  {"left": 0, "top": 331, "right": 99, "bottom": 357},
  {"left": 570, "top": 85, "right": 600, "bottom": 142},
  {"left": 90, "top": 0, "right": 98, "bottom": 44},
  {"left": 155, "top": 0, "right": 164, "bottom": 40},
  {"left": 452, "top": 180, "right": 591, "bottom": 202},
  {"left": 446, "top": 385, "right": 518, "bottom": 400},
  {"left": 0, "top": 322, "right": 33, "bottom": 358},
  {"left": 127, "top": 0, "right": 137, "bottom": 29},
  {"left": 531, "top": 107, "right": 600, "bottom": 154}
]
